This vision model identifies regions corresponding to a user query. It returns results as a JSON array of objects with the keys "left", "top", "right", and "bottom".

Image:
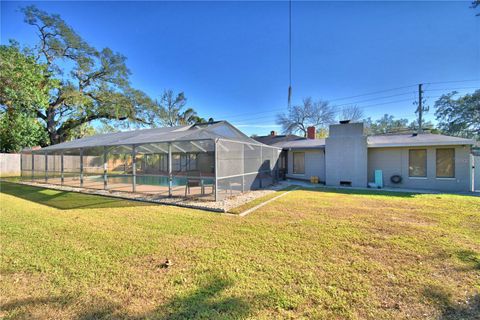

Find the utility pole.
[{"left": 417, "top": 83, "right": 423, "bottom": 134}]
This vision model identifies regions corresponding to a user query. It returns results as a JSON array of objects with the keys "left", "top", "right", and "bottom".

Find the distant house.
[{"left": 254, "top": 122, "right": 476, "bottom": 192}]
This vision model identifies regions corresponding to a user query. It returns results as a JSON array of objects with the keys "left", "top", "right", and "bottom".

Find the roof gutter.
[{"left": 368, "top": 141, "right": 475, "bottom": 148}]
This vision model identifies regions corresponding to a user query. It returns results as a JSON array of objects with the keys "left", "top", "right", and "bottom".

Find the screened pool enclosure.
[{"left": 21, "top": 121, "right": 281, "bottom": 201}]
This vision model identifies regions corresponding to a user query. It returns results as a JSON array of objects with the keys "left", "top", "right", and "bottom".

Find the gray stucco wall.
[
  {"left": 325, "top": 123, "right": 368, "bottom": 187},
  {"left": 368, "top": 145, "right": 472, "bottom": 192},
  {"left": 286, "top": 149, "right": 325, "bottom": 182}
]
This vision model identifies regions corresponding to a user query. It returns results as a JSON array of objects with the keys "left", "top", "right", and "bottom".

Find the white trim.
[
  {"left": 217, "top": 170, "right": 271, "bottom": 180},
  {"left": 217, "top": 137, "right": 282, "bottom": 150},
  {"left": 173, "top": 143, "right": 187, "bottom": 153},
  {"left": 217, "top": 142, "right": 229, "bottom": 152},
  {"left": 138, "top": 145, "right": 165, "bottom": 154},
  {"left": 238, "top": 187, "right": 298, "bottom": 217},
  {"left": 408, "top": 177, "right": 428, "bottom": 180},
  {"left": 288, "top": 173, "right": 306, "bottom": 177},
  {"left": 191, "top": 141, "right": 207, "bottom": 152},
  {"left": 149, "top": 144, "right": 168, "bottom": 153}
]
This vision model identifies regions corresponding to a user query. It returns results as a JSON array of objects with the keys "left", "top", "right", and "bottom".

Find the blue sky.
[{"left": 1, "top": 1, "right": 479, "bottom": 136}]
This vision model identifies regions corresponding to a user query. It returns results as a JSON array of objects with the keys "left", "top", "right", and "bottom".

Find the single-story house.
[{"left": 255, "top": 122, "right": 476, "bottom": 192}]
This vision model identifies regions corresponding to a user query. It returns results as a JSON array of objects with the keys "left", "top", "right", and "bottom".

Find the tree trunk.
[{"left": 45, "top": 107, "right": 61, "bottom": 145}]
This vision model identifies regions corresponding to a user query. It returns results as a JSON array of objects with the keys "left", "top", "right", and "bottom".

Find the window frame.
[
  {"left": 436, "top": 148, "right": 455, "bottom": 178},
  {"left": 292, "top": 152, "right": 305, "bottom": 175},
  {"left": 408, "top": 149, "right": 427, "bottom": 178}
]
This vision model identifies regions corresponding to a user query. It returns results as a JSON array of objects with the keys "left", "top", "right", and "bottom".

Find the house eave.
[
  {"left": 368, "top": 141, "right": 475, "bottom": 148},
  {"left": 286, "top": 146, "right": 325, "bottom": 151}
]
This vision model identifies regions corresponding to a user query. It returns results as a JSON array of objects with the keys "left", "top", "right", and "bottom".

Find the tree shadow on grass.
[
  {"left": 1, "top": 276, "right": 254, "bottom": 319},
  {"left": 293, "top": 185, "right": 419, "bottom": 198},
  {"left": 423, "top": 285, "right": 480, "bottom": 320},
  {"left": 0, "top": 296, "right": 71, "bottom": 318},
  {"left": 74, "top": 276, "right": 255, "bottom": 320},
  {"left": 150, "top": 276, "right": 252, "bottom": 320},
  {"left": 291, "top": 184, "right": 478, "bottom": 198},
  {"left": 0, "top": 181, "right": 152, "bottom": 210},
  {"left": 456, "top": 249, "right": 480, "bottom": 270}
]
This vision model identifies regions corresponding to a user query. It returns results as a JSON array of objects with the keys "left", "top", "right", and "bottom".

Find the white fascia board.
[{"left": 368, "top": 141, "right": 474, "bottom": 148}]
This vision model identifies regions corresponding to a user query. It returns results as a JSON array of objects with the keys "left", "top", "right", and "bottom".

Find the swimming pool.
[{"left": 97, "top": 175, "right": 214, "bottom": 187}]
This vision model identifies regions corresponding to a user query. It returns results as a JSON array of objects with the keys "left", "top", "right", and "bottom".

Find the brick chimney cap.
[{"left": 307, "top": 126, "right": 316, "bottom": 139}]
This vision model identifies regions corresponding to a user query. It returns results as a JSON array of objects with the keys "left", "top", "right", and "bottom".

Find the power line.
[
  {"left": 424, "top": 79, "right": 480, "bottom": 85},
  {"left": 423, "top": 86, "right": 479, "bottom": 92},
  {"left": 213, "top": 81, "right": 474, "bottom": 120},
  {"left": 327, "top": 85, "right": 417, "bottom": 102},
  {"left": 332, "top": 91, "right": 416, "bottom": 108},
  {"left": 224, "top": 91, "right": 416, "bottom": 121},
  {"left": 218, "top": 90, "right": 416, "bottom": 120},
  {"left": 232, "top": 94, "right": 445, "bottom": 125},
  {"left": 231, "top": 98, "right": 418, "bottom": 124}
]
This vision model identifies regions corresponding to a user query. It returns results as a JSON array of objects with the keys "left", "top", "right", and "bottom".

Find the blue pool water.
[{"left": 100, "top": 175, "right": 214, "bottom": 187}]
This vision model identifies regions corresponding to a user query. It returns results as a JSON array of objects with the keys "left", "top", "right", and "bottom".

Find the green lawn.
[{"left": 1, "top": 181, "right": 479, "bottom": 319}]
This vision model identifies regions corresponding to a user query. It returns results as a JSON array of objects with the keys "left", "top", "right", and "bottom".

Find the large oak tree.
[
  {"left": 2, "top": 6, "right": 158, "bottom": 146},
  {"left": 434, "top": 90, "right": 480, "bottom": 139}
]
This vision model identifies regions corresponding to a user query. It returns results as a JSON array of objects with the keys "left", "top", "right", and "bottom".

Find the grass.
[{"left": 1, "top": 181, "right": 479, "bottom": 319}]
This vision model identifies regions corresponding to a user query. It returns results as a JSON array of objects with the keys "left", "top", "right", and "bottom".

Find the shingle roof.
[
  {"left": 253, "top": 134, "right": 304, "bottom": 146},
  {"left": 256, "top": 132, "right": 474, "bottom": 150},
  {"left": 273, "top": 138, "right": 326, "bottom": 149},
  {"left": 367, "top": 133, "right": 474, "bottom": 148},
  {"left": 39, "top": 122, "right": 474, "bottom": 153},
  {"left": 38, "top": 121, "right": 268, "bottom": 152}
]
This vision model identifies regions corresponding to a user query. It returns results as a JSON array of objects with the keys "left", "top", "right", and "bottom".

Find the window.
[
  {"left": 436, "top": 148, "right": 455, "bottom": 178},
  {"left": 293, "top": 152, "right": 305, "bottom": 174},
  {"left": 280, "top": 153, "right": 286, "bottom": 170},
  {"left": 409, "top": 149, "right": 427, "bottom": 177}
]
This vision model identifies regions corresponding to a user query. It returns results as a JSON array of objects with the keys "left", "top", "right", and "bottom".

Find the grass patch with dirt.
[{"left": 1, "top": 181, "right": 479, "bottom": 319}]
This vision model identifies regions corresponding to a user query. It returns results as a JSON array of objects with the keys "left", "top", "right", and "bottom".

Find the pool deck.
[{"left": 6, "top": 179, "right": 288, "bottom": 213}]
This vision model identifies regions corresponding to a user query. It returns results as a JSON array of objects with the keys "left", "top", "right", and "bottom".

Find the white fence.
[{"left": 0, "top": 153, "right": 21, "bottom": 177}]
